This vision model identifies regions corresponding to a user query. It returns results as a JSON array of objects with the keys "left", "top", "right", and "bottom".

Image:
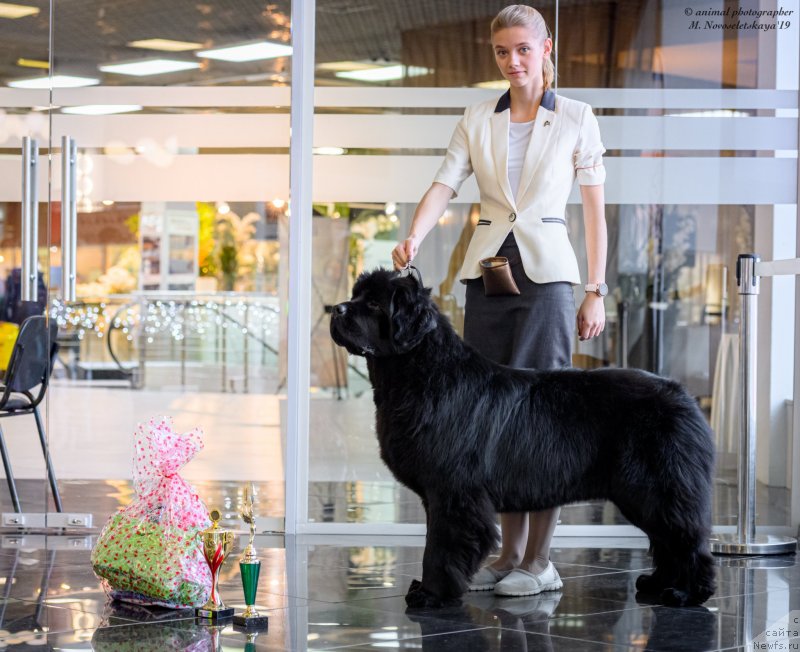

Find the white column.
[
  {"left": 754, "top": 0, "right": 798, "bottom": 489},
  {"left": 790, "top": 1, "right": 800, "bottom": 531},
  {"left": 285, "top": 0, "right": 315, "bottom": 534}
]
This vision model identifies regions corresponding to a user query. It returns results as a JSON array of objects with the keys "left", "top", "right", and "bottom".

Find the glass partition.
[
  {"left": 45, "top": 1, "right": 292, "bottom": 534},
  {"left": 308, "top": 0, "right": 798, "bottom": 529},
  {"left": 0, "top": 0, "right": 787, "bottom": 538},
  {"left": 0, "top": 2, "right": 52, "bottom": 529}
]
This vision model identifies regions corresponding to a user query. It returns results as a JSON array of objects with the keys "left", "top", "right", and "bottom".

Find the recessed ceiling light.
[
  {"left": 99, "top": 59, "right": 201, "bottom": 76},
  {"left": 317, "top": 60, "right": 382, "bottom": 73},
  {"left": 196, "top": 41, "right": 292, "bottom": 62},
  {"left": 62, "top": 105, "right": 143, "bottom": 116},
  {"left": 128, "top": 38, "right": 203, "bottom": 52},
  {"left": 335, "top": 65, "right": 430, "bottom": 82},
  {"left": 8, "top": 74, "right": 100, "bottom": 89},
  {"left": 473, "top": 80, "right": 510, "bottom": 90},
  {"left": 16, "top": 58, "right": 48, "bottom": 69},
  {"left": 0, "top": 3, "right": 39, "bottom": 19}
]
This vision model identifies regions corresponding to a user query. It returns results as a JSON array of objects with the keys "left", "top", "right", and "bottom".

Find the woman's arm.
[
  {"left": 576, "top": 183, "right": 607, "bottom": 341},
  {"left": 392, "top": 182, "right": 454, "bottom": 270}
]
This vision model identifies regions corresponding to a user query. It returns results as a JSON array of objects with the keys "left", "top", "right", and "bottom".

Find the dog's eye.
[{"left": 367, "top": 301, "right": 382, "bottom": 312}]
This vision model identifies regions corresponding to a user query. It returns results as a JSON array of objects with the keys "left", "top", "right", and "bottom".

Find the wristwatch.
[{"left": 584, "top": 283, "right": 609, "bottom": 297}]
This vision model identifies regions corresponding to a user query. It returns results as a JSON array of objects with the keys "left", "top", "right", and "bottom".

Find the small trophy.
[
  {"left": 196, "top": 509, "right": 235, "bottom": 621},
  {"left": 233, "top": 484, "right": 268, "bottom": 630}
]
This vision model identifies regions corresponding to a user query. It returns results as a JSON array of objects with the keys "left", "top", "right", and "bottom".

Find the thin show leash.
[{"left": 399, "top": 263, "right": 423, "bottom": 287}]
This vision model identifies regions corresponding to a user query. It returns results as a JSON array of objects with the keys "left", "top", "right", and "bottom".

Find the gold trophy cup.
[
  {"left": 196, "top": 509, "right": 235, "bottom": 621},
  {"left": 233, "top": 484, "right": 268, "bottom": 630}
]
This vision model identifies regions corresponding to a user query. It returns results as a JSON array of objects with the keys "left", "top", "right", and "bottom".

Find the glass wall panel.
[
  {"left": 309, "top": 0, "right": 798, "bottom": 528},
  {"left": 46, "top": 2, "right": 291, "bottom": 537},
  {"left": 0, "top": 2, "right": 51, "bottom": 527},
  {"left": 560, "top": 0, "right": 797, "bottom": 528}
]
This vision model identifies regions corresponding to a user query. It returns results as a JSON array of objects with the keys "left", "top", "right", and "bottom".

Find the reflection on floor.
[
  {"left": 0, "top": 471, "right": 790, "bottom": 537},
  {"left": 0, "top": 534, "right": 796, "bottom": 650},
  {"left": 0, "top": 384, "right": 787, "bottom": 530}
]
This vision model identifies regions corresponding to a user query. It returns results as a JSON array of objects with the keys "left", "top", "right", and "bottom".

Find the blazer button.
[{"left": 509, "top": 212, "right": 517, "bottom": 222}]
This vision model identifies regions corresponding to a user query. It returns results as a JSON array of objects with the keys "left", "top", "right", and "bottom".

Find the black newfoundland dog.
[{"left": 330, "top": 269, "right": 716, "bottom": 608}]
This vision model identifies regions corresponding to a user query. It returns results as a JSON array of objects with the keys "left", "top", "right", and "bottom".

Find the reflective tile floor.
[{"left": 0, "top": 534, "right": 796, "bottom": 650}]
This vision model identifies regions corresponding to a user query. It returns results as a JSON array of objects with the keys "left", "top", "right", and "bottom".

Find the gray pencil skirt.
[{"left": 463, "top": 231, "right": 575, "bottom": 371}]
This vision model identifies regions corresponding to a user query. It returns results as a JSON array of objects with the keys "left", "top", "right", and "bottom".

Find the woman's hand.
[
  {"left": 577, "top": 294, "right": 606, "bottom": 341},
  {"left": 391, "top": 235, "right": 419, "bottom": 271}
]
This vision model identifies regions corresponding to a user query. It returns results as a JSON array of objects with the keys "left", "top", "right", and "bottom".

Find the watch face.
[{"left": 598, "top": 283, "right": 609, "bottom": 297}]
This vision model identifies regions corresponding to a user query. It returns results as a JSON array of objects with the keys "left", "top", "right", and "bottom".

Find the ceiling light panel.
[
  {"left": 99, "top": 59, "right": 201, "bottom": 76},
  {"left": 335, "top": 65, "right": 430, "bottom": 82},
  {"left": 0, "top": 3, "right": 39, "bottom": 19},
  {"left": 316, "top": 60, "right": 380, "bottom": 72},
  {"left": 197, "top": 41, "right": 292, "bottom": 62},
  {"left": 62, "top": 105, "right": 143, "bottom": 116},
  {"left": 9, "top": 75, "right": 100, "bottom": 89},
  {"left": 128, "top": 38, "right": 203, "bottom": 52}
]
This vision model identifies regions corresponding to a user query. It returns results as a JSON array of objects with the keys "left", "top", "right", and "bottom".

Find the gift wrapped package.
[{"left": 91, "top": 416, "right": 212, "bottom": 609}]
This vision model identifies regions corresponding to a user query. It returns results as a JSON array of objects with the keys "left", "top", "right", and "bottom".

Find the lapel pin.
[{"left": 544, "top": 120, "right": 551, "bottom": 127}]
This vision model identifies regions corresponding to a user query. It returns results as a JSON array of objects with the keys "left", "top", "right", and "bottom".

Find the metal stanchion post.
[{"left": 711, "top": 254, "right": 796, "bottom": 555}]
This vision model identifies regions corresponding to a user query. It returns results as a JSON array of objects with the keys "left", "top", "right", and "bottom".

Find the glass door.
[
  {"left": 47, "top": 1, "right": 291, "bottom": 535},
  {"left": 0, "top": 1, "right": 52, "bottom": 531}
]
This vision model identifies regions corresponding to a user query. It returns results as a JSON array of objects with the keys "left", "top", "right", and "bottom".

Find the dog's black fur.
[{"left": 330, "top": 269, "right": 716, "bottom": 609}]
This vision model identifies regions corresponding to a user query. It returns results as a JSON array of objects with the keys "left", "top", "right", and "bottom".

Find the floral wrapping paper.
[{"left": 91, "top": 416, "right": 212, "bottom": 608}]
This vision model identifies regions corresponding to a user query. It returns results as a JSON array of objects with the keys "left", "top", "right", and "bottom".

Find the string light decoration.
[{"left": 50, "top": 297, "right": 280, "bottom": 354}]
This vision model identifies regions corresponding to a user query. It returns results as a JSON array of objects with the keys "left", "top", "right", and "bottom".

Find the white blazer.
[{"left": 433, "top": 89, "right": 606, "bottom": 285}]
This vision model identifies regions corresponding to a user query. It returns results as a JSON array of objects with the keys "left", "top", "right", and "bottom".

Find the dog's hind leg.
[
  {"left": 634, "top": 538, "right": 671, "bottom": 596},
  {"left": 687, "top": 546, "right": 716, "bottom": 605},
  {"left": 626, "top": 511, "right": 715, "bottom": 606},
  {"left": 405, "top": 491, "right": 499, "bottom": 609},
  {"left": 629, "top": 500, "right": 715, "bottom": 606},
  {"left": 659, "top": 538, "right": 716, "bottom": 607},
  {"left": 655, "top": 485, "right": 715, "bottom": 606}
]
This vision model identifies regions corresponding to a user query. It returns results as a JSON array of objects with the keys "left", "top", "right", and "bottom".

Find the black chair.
[{"left": 0, "top": 315, "right": 62, "bottom": 513}]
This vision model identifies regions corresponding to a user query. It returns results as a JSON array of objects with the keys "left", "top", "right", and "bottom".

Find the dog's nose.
[{"left": 333, "top": 303, "right": 347, "bottom": 316}]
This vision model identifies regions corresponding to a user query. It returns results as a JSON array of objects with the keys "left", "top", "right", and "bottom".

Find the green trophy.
[
  {"left": 196, "top": 509, "right": 235, "bottom": 622},
  {"left": 233, "top": 484, "right": 268, "bottom": 630}
]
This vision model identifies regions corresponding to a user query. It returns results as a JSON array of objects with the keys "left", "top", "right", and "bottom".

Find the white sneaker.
[
  {"left": 493, "top": 562, "right": 563, "bottom": 597},
  {"left": 468, "top": 565, "right": 512, "bottom": 591}
]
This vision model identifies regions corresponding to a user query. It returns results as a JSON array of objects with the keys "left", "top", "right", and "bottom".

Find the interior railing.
[{"left": 50, "top": 292, "right": 281, "bottom": 393}]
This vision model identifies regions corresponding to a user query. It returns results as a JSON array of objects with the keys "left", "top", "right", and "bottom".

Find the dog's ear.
[{"left": 389, "top": 276, "right": 438, "bottom": 353}]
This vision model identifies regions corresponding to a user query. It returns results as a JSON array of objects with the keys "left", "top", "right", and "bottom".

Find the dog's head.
[{"left": 329, "top": 269, "right": 439, "bottom": 357}]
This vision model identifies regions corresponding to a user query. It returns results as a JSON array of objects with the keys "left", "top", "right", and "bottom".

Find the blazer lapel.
[
  {"left": 516, "top": 89, "right": 557, "bottom": 208},
  {"left": 490, "top": 91, "right": 515, "bottom": 209}
]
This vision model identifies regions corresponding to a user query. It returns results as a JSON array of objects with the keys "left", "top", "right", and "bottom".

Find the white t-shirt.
[{"left": 508, "top": 119, "right": 535, "bottom": 202}]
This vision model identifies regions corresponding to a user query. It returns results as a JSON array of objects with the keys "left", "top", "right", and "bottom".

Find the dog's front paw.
[
  {"left": 404, "top": 582, "right": 461, "bottom": 609},
  {"left": 635, "top": 573, "right": 662, "bottom": 594},
  {"left": 407, "top": 579, "right": 423, "bottom": 594}
]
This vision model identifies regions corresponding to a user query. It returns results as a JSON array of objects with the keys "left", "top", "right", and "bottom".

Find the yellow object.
[{"left": 0, "top": 322, "right": 19, "bottom": 371}]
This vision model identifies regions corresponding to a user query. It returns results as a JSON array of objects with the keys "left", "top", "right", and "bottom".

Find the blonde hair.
[{"left": 491, "top": 5, "right": 554, "bottom": 91}]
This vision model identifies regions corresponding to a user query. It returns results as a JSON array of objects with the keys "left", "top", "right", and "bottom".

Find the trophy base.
[
  {"left": 233, "top": 614, "right": 269, "bottom": 630},
  {"left": 196, "top": 607, "right": 235, "bottom": 622}
]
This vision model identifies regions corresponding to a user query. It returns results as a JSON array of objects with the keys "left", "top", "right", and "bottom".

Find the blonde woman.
[{"left": 392, "top": 4, "right": 607, "bottom": 597}]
